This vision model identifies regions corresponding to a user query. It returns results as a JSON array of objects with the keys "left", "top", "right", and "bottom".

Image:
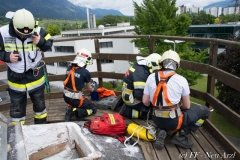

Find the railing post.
[
  {"left": 206, "top": 43, "right": 218, "bottom": 120},
  {"left": 94, "top": 39, "right": 103, "bottom": 87},
  {"left": 149, "top": 38, "right": 155, "bottom": 54}
]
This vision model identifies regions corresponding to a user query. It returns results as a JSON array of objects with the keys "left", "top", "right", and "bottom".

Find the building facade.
[{"left": 44, "top": 23, "right": 139, "bottom": 88}]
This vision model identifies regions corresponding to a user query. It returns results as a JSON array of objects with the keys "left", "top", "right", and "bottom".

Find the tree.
[
  {"left": 186, "top": 11, "right": 215, "bottom": 25},
  {"left": 133, "top": 0, "right": 207, "bottom": 86},
  {"left": 219, "top": 14, "right": 240, "bottom": 24},
  {"left": 80, "top": 22, "right": 88, "bottom": 29},
  {"left": 47, "top": 24, "right": 61, "bottom": 36},
  {"left": 214, "top": 17, "right": 221, "bottom": 24},
  {"left": 98, "top": 15, "right": 133, "bottom": 26},
  {"left": 215, "top": 34, "right": 240, "bottom": 114}
]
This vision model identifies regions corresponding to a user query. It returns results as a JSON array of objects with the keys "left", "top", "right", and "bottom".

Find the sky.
[{"left": 68, "top": 0, "right": 222, "bottom": 16}]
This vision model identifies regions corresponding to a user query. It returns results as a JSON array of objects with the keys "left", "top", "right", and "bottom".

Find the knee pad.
[
  {"left": 30, "top": 92, "right": 46, "bottom": 112},
  {"left": 10, "top": 98, "right": 26, "bottom": 118}
]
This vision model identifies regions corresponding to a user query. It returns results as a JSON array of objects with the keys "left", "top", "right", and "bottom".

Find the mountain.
[
  {"left": 204, "top": 0, "right": 237, "bottom": 9},
  {"left": 0, "top": 0, "right": 124, "bottom": 20}
]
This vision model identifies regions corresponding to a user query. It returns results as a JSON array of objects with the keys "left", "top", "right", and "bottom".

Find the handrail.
[{"left": 0, "top": 35, "right": 240, "bottom": 159}]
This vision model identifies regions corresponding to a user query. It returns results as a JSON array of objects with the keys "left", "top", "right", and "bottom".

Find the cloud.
[{"left": 68, "top": 0, "right": 222, "bottom": 16}]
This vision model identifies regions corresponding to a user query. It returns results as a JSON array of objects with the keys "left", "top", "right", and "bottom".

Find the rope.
[{"left": 124, "top": 108, "right": 157, "bottom": 147}]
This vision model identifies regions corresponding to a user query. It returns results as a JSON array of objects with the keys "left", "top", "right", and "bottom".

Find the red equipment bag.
[{"left": 84, "top": 113, "right": 127, "bottom": 143}]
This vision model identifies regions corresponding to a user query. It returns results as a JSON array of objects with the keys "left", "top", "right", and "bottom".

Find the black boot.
[
  {"left": 119, "top": 104, "right": 134, "bottom": 119},
  {"left": 171, "top": 130, "right": 193, "bottom": 149},
  {"left": 65, "top": 107, "right": 74, "bottom": 122},
  {"left": 154, "top": 130, "right": 167, "bottom": 150}
]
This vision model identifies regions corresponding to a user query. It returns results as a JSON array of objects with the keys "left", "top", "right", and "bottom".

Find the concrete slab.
[{"left": 75, "top": 121, "right": 145, "bottom": 160}]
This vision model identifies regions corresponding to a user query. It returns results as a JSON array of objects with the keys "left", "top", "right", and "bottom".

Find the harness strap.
[
  {"left": 78, "top": 97, "right": 84, "bottom": 107},
  {"left": 173, "top": 113, "right": 183, "bottom": 132},
  {"left": 152, "top": 71, "right": 175, "bottom": 106},
  {"left": 63, "top": 66, "right": 79, "bottom": 91}
]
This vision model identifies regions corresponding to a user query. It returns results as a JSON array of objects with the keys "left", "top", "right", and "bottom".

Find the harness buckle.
[
  {"left": 64, "top": 89, "right": 83, "bottom": 99},
  {"left": 154, "top": 107, "right": 181, "bottom": 119}
]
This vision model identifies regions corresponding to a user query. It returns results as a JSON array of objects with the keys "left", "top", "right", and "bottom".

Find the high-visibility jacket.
[
  {"left": 122, "top": 63, "right": 150, "bottom": 105},
  {"left": 0, "top": 21, "right": 52, "bottom": 93},
  {"left": 0, "top": 24, "right": 50, "bottom": 73}
]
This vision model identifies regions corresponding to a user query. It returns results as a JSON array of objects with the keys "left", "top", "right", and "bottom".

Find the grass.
[{"left": 190, "top": 76, "right": 240, "bottom": 138}]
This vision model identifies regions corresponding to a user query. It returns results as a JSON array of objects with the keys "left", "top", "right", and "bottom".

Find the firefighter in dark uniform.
[
  {"left": 143, "top": 49, "right": 210, "bottom": 149},
  {"left": 0, "top": 9, "right": 52, "bottom": 124},
  {"left": 63, "top": 48, "right": 97, "bottom": 121},
  {"left": 119, "top": 53, "right": 162, "bottom": 119}
]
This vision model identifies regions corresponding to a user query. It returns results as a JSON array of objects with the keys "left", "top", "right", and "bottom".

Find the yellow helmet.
[
  {"left": 71, "top": 48, "right": 93, "bottom": 67},
  {"left": 145, "top": 53, "right": 162, "bottom": 73},
  {"left": 13, "top": 8, "right": 35, "bottom": 38},
  {"left": 161, "top": 49, "right": 180, "bottom": 70}
]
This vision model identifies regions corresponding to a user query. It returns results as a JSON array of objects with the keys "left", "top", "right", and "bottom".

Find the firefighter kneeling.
[
  {"left": 143, "top": 50, "right": 210, "bottom": 149},
  {"left": 63, "top": 48, "right": 97, "bottom": 121},
  {"left": 119, "top": 53, "right": 162, "bottom": 120}
]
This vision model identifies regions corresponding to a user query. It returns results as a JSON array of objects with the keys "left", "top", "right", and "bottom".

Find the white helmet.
[
  {"left": 161, "top": 49, "right": 180, "bottom": 70},
  {"left": 145, "top": 53, "right": 162, "bottom": 73},
  {"left": 13, "top": 8, "right": 35, "bottom": 38},
  {"left": 71, "top": 48, "right": 93, "bottom": 67}
]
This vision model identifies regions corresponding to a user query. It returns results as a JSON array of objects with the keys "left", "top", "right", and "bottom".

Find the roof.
[{"left": 189, "top": 24, "right": 240, "bottom": 28}]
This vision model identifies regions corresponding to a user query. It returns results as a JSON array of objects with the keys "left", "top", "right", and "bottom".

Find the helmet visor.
[
  {"left": 162, "top": 59, "right": 178, "bottom": 70},
  {"left": 14, "top": 27, "right": 33, "bottom": 38}
]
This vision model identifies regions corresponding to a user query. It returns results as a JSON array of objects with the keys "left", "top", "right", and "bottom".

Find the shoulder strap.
[
  {"left": 153, "top": 71, "right": 175, "bottom": 106},
  {"left": 63, "top": 66, "right": 79, "bottom": 91}
]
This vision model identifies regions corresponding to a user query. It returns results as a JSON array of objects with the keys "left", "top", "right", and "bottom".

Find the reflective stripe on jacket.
[
  {"left": 122, "top": 63, "right": 150, "bottom": 104},
  {"left": 0, "top": 25, "right": 45, "bottom": 73}
]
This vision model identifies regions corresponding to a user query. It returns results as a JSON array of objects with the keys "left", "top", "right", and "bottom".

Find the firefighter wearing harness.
[
  {"left": 0, "top": 9, "right": 52, "bottom": 124},
  {"left": 63, "top": 48, "right": 97, "bottom": 121},
  {"left": 143, "top": 49, "right": 210, "bottom": 149},
  {"left": 119, "top": 53, "right": 162, "bottom": 119}
]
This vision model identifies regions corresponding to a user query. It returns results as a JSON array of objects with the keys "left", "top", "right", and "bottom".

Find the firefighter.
[
  {"left": 119, "top": 53, "right": 162, "bottom": 119},
  {"left": 142, "top": 49, "right": 210, "bottom": 149},
  {"left": 63, "top": 48, "right": 97, "bottom": 121},
  {"left": 0, "top": 9, "right": 52, "bottom": 124}
]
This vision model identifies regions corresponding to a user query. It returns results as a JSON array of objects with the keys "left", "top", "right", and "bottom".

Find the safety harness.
[
  {"left": 152, "top": 71, "right": 183, "bottom": 132},
  {"left": 63, "top": 66, "right": 84, "bottom": 107}
]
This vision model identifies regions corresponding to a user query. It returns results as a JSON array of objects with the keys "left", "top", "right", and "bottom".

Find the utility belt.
[
  {"left": 153, "top": 106, "right": 181, "bottom": 119},
  {"left": 64, "top": 88, "right": 83, "bottom": 99}
]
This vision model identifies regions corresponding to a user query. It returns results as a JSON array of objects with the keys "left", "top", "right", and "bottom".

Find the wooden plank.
[
  {"left": 198, "top": 127, "right": 234, "bottom": 160},
  {"left": 206, "top": 94, "right": 240, "bottom": 130},
  {"left": 164, "top": 136, "right": 182, "bottom": 159},
  {"left": 29, "top": 142, "right": 67, "bottom": 160},
  {"left": 177, "top": 137, "right": 196, "bottom": 160},
  {"left": 188, "top": 133, "right": 208, "bottom": 160},
  {"left": 204, "top": 120, "right": 240, "bottom": 160},
  {"left": 123, "top": 118, "right": 158, "bottom": 160},
  {"left": 191, "top": 129, "right": 222, "bottom": 159},
  {"left": 75, "top": 141, "right": 85, "bottom": 158}
]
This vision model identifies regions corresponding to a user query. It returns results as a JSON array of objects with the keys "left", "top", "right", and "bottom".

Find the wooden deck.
[{"left": 1, "top": 98, "right": 233, "bottom": 160}]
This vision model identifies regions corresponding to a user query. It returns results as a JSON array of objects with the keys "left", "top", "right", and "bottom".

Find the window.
[
  {"left": 101, "top": 60, "right": 113, "bottom": 63},
  {"left": 100, "top": 42, "right": 113, "bottom": 48},
  {"left": 62, "top": 34, "right": 78, "bottom": 37},
  {"left": 58, "top": 62, "right": 71, "bottom": 68},
  {"left": 54, "top": 46, "right": 74, "bottom": 53},
  {"left": 46, "top": 63, "right": 54, "bottom": 66}
]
